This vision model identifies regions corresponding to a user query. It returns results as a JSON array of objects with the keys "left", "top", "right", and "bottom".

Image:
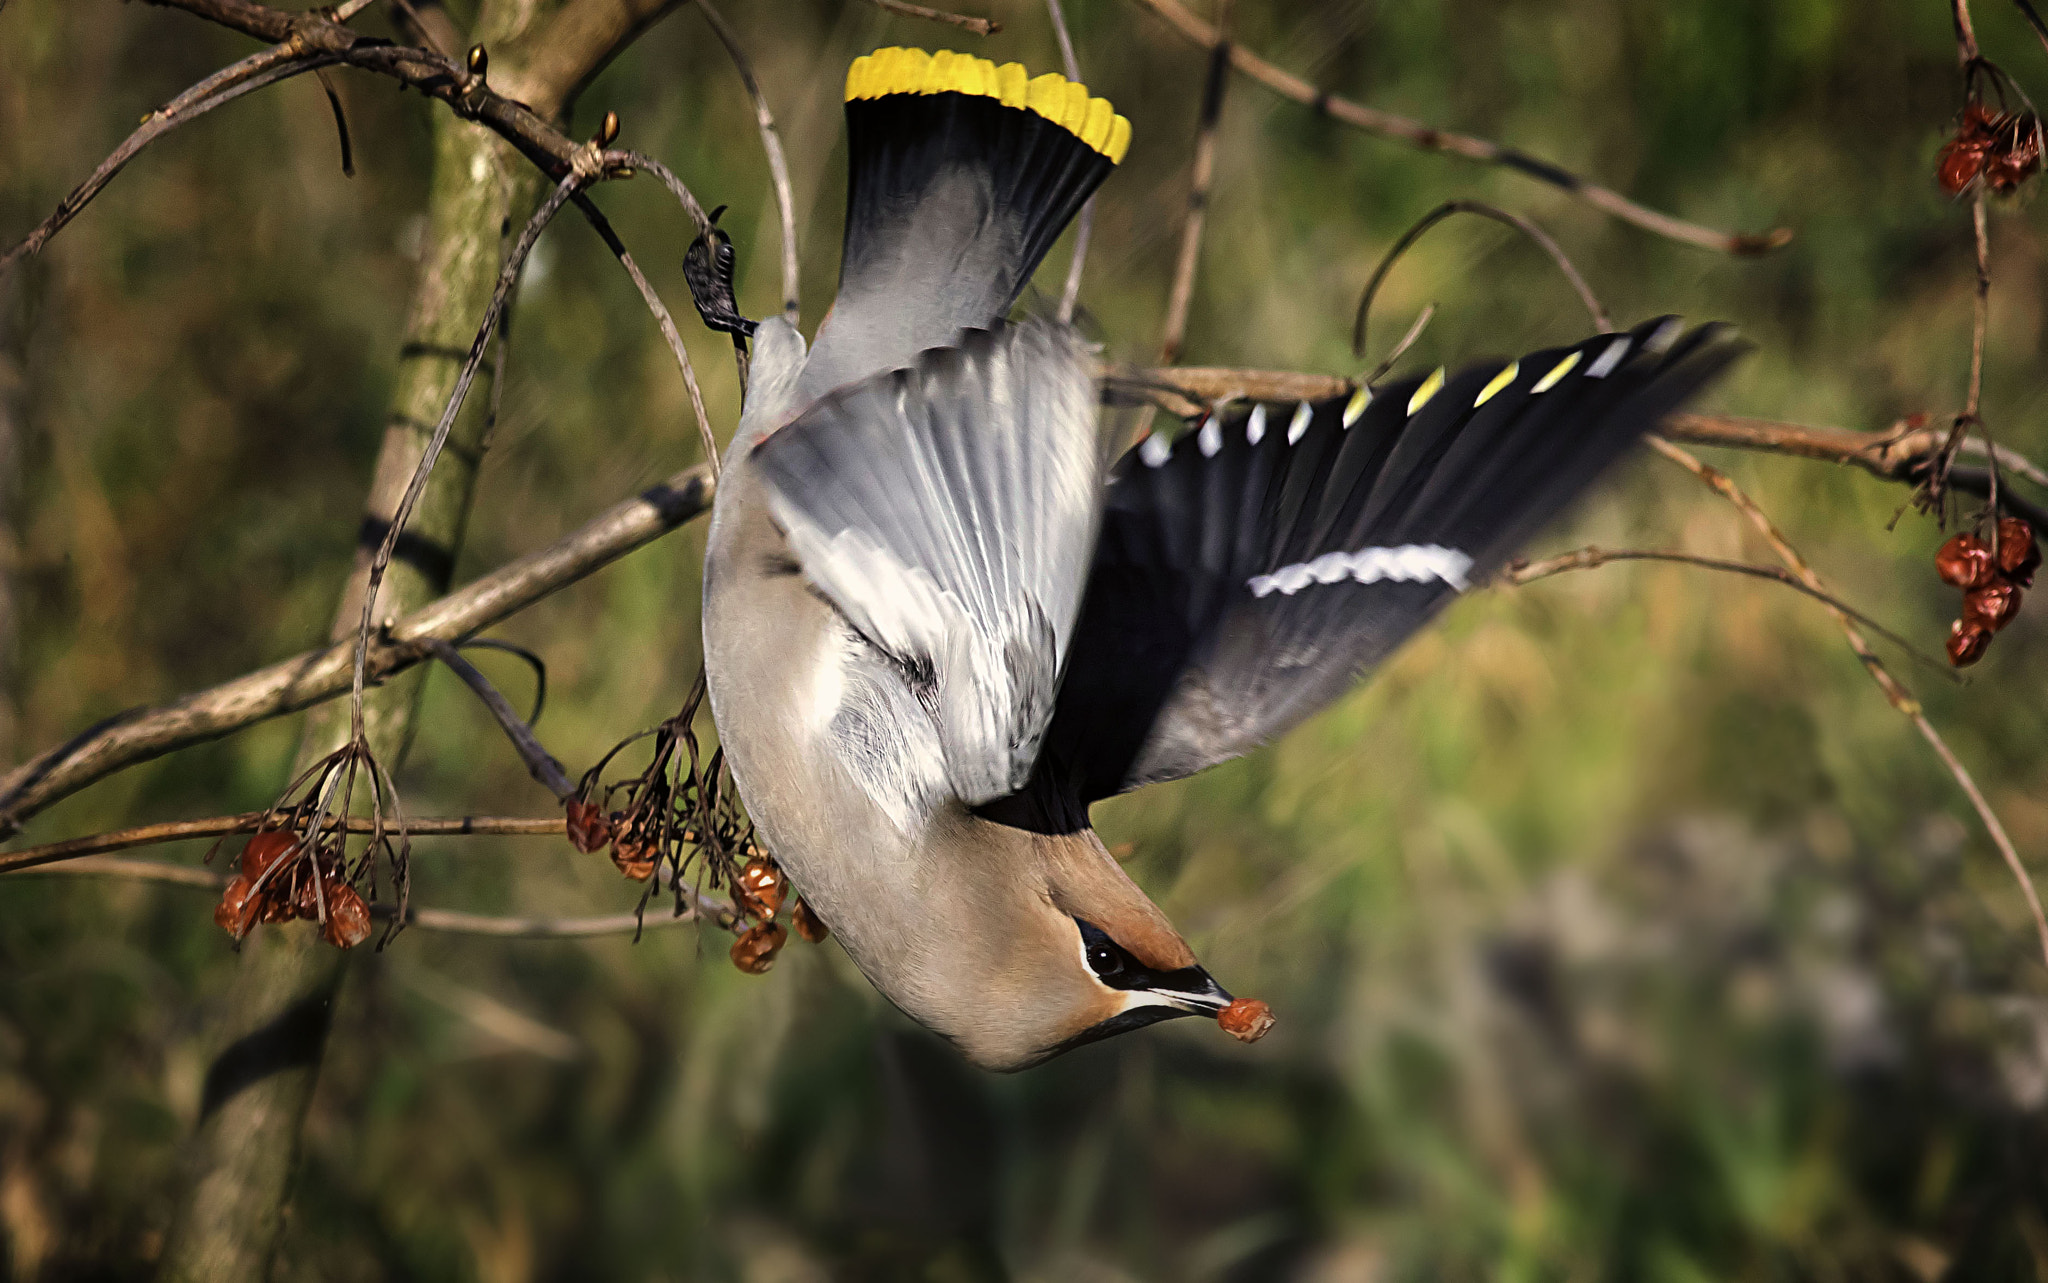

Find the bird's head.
[{"left": 901, "top": 819, "right": 1243, "bottom": 1071}]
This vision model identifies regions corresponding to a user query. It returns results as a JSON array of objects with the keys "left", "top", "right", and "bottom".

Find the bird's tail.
[{"left": 801, "top": 48, "right": 1129, "bottom": 396}]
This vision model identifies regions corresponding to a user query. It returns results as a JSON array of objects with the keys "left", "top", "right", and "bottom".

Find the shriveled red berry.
[
  {"left": 735, "top": 858, "right": 785, "bottom": 919},
  {"left": 1218, "top": 997, "right": 1275, "bottom": 1043},
  {"left": 1939, "top": 136, "right": 1991, "bottom": 195},
  {"left": 240, "top": 831, "right": 297, "bottom": 881},
  {"left": 215, "top": 875, "right": 262, "bottom": 938},
  {"left": 729, "top": 921, "right": 788, "bottom": 975},
  {"left": 1964, "top": 580, "right": 2023, "bottom": 631},
  {"left": 321, "top": 881, "right": 372, "bottom": 948},
  {"left": 565, "top": 798, "right": 612, "bottom": 854},
  {"left": 610, "top": 835, "right": 656, "bottom": 881},
  {"left": 1948, "top": 618, "right": 1993, "bottom": 667},
  {"left": 1996, "top": 517, "right": 2040, "bottom": 586},
  {"left": 791, "top": 897, "right": 830, "bottom": 943},
  {"left": 1936, "top": 533, "right": 1996, "bottom": 589}
]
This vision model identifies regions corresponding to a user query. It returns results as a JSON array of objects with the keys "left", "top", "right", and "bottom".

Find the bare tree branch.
[
  {"left": 15, "top": 857, "right": 705, "bottom": 936},
  {"left": 1126, "top": 0, "right": 1791, "bottom": 256},
  {"left": 1, "top": 813, "right": 565, "bottom": 874},
  {"left": 0, "top": 464, "right": 713, "bottom": 840}
]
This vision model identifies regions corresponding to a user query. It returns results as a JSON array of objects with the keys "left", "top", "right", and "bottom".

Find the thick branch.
[
  {"left": 17, "top": 857, "right": 703, "bottom": 937},
  {"left": 1, "top": 813, "right": 564, "bottom": 874},
  {"left": 0, "top": 465, "right": 713, "bottom": 839},
  {"left": 1127, "top": 0, "right": 1790, "bottom": 255}
]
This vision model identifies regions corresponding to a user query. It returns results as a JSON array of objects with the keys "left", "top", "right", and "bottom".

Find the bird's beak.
[{"left": 1145, "top": 967, "right": 1233, "bottom": 1017}]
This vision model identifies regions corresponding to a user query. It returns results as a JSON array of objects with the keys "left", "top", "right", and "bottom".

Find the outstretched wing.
[
  {"left": 752, "top": 321, "right": 1104, "bottom": 805},
  {"left": 1029, "top": 318, "right": 1744, "bottom": 806}
]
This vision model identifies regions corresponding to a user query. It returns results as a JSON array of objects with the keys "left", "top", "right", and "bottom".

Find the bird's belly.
[{"left": 703, "top": 562, "right": 942, "bottom": 980}]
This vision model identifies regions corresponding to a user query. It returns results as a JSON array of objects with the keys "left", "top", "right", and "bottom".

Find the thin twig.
[
  {"left": 1353, "top": 200, "right": 1611, "bottom": 359},
  {"left": 571, "top": 185, "right": 719, "bottom": 472},
  {"left": 1361, "top": 304, "right": 1436, "bottom": 388},
  {"left": 1954, "top": 0, "right": 1984, "bottom": 62},
  {"left": 3, "top": 49, "right": 334, "bottom": 271},
  {"left": 692, "top": 0, "right": 800, "bottom": 324},
  {"left": 1046, "top": 0, "right": 1093, "bottom": 323},
  {"left": 1970, "top": 194, "right": 1990, "bottom": 420},
  {"left": 1126, "top": 0, "right": 1791, "bottom": 255},
  {"left": 0, "top": 463, "right": 714, "bottom": 838},
  {"left": 425, "top": 640, "right": 573, "bottom": 800},
  {"left": 1159, "top": 0, "right": 1232, "bottom": 366},
  {"left": 2, "top": 813, "right": 565, "bottom": 875},
  {"left": 1502, "top": 545, "right": 1953, "bottom": 675},
  {"left": 312, "top": 67, "right": 356, "bottom": 177},
  {"left": 349, "top": 170, "right": 591, "bottom": 742},
  {"left": 13, "top": 857, "right": 702, "bottom": 937},
  {"left": 2015, "top": 0, "right": 2048, "bottom": 57},
  {"left": 860, "top": 0, "right": 1001, "bottom": 36}
]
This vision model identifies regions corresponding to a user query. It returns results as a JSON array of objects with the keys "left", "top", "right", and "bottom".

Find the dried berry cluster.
[
  {"left": 213, "top": 831, "right": 372, "bottom": 948},
  {"left": 1937, "top": 517, "right": 2039, "bottom": 666},
  {"left": 1938, "top": 102, "right": 2043, "bottom": 196},
  {"left": 567, "top": 694, "right": 829, "bottom": 974}
]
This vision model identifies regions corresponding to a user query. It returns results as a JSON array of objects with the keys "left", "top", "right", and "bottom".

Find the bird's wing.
[
  {"left": 1031, "top": 319, "right": 1744, "bottom": 804},
  {"left": 752, "top": 320, "right": 1104, "bottom": 805}
]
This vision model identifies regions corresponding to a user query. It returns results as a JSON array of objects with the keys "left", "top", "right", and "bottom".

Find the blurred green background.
[{"left": 5, "top": 0, "right": 2048, "bottom": 1278}]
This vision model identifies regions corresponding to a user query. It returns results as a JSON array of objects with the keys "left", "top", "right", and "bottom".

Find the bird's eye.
[{"left": 1087, "top": 941, "right": 1124, "bottom": 979}]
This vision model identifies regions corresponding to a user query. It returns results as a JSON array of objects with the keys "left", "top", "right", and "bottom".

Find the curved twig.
[
  {"left": 426, "top": 640, "right": 574, "bottom": 800},
  {"left": 1128, "top": 0, "right": 1790, "bottom": 256},
  {"left": 1353, "top": 199, "right": 1610, "bottom": 359},
  {"left": 457, "top": 638, "right": 548, "bottom": 724},
  {"left": 571, "top": 184, "right": 719, "bottom": 470},
  {"left": 3, "top": 49, "right": 336, "bottom": 271},
  {"left": 691, "top": 0, "right": 800, "bottom": 324},
  {"left": 1502, "top": 546, "right": 1955, "bottom": 678}
]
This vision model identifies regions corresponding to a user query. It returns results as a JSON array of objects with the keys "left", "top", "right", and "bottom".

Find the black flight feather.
[{"left": 1006, "top": 319, "right": 1746, "bottom": 816}]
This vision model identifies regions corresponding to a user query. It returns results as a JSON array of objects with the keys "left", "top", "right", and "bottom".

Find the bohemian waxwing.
[{"left": 701, "top": 47, "right": 1743, "bottom": 1071}]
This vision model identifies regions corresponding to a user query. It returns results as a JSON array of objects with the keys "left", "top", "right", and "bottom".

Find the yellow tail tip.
[{"left": 845, "top": 47, "right": 1130, "bottom": 163}]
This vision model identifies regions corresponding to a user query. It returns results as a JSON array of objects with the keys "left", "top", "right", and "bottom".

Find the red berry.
[
  {"left": 729, "top": 921, "right": 788, "bottom": 975},
  {"left": 214, "top": 875, "right": 262, "bottom": 938},
  {"left": 1948, "top": 619, "right": 1993, "bottom": 667},
  {"left": 240, "top": 831, "right": 297, "bottom": 881},
  {"left": 1964, "top": 580, "right": 2023, "bottom": 631},
  {"left": 735, "top": 858, "right": 785, "bottom": 919},
  {"left": 565, "top": 798, "right": 612, "bottom": 854},
  {"left": 1996, "top": 517, "right": 2040, "bottom": 587},
  {"left": 791, "top": 897, "right": 830, "bottom": 943},
  {"left": 322, "top": 881, "right": 372, "bottom": 948},
  {"left": 1936, "top": 533, "right": 1996, "bottom": 589},
  {"left": 1218, "top": 998, "right": 1276, "bottom": 1043}
]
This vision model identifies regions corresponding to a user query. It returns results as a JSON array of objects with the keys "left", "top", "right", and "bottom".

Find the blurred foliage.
[{"left": 4, "top": 0, "right": 2048, "bottom": 1278}]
